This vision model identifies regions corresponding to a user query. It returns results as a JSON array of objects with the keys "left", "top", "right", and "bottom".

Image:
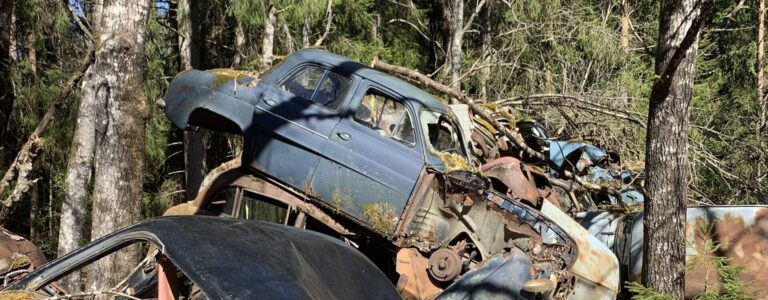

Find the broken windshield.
[{"left": 420, "top": 110, "right": 466, "bottom": 158}]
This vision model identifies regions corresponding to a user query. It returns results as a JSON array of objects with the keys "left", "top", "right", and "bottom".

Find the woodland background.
[{"left": 0, "top": 0, "right": 765, "bottom": 280}]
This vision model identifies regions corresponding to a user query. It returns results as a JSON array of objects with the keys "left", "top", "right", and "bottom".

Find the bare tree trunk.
[
  {"left": 620, "top": 0, "right": 630, "bottom": 104},
  {"left": 479, "top": 0, "right": 492, "bottom": 100},
  {"left": 55, "top": 49, "right": 99, "bottom": 292},
  {"left": 26, "top": 30, "right": 36, "bottom": 75},
  {"left": 234, "top": 22, "right": 244, "bottom": 67},
  {"left": 80, "top": 0, "right": 149, "bottom": 290},
  {"left": 302, "top": 17, "right": 310, "bottom": 48},
  {"left": 643, "top": 0, "right": 710, "bottom": 297},
  {"left": 758, "top": 0, "right": 766, "bottom": 175},
  {"left": 261, "top": 5, "right": 276, "bottom": 70},
  {"left": 282, "top": 23, "right": 295, "bottom": 53},
  {"left": 178, "top": 0, "right": 206, "bottom": 201},
  {"left": 449, "top": 0, "right": 463, "bottom": 93},
  {"left": 621, "top": 0, "right": 630, "bottom": 51},
  {"left": 8, "top": 0, "right": 16, "bottom": 62},
  {"left": 0, "top": 0, "right": 15, "bottom": 140}
]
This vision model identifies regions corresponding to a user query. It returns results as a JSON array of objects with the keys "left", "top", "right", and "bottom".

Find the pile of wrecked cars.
[
  {"left": 159, "top": 49, "right": 621, "bottom": 299},
  {"left": 154, "top": 49, "right": 768, "bottom": 299},
  {"left": 4, "top": 49, "right": 767, "bottom": 299}
]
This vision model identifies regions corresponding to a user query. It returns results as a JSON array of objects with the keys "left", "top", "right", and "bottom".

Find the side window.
[
  {"left": 204, "top": 187, "right": 237, "bottom": 217},
  {"left": 238, "top": 191, "right": 290, "bottom": 224},
  {"left": 420, "top": 110, "right": 463, "bottom": 154},
  {"left": 279, "top": 65, "right": 351, "bottom": 111},
  {"left": 354, "top": 92, "right": 416, "bottom": 145}
]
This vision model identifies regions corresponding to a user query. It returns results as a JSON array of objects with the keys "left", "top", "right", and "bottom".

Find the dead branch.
[
  {"left": 0, "top": 47, "right": 95, "bottom": 224},
  {"left": 313, "top": 0, "right": 333, "bottom": 47},
  {"left": 461, "top": 0, "right": 487, "bottom": 34},
  {"left": 497, "top": 94, "right": 646, "bottom": 126},
  {"left": 63, "top": 0, "right": 94, "bottom": 41},
  {"left": 724, "top": 0, "right": 748, "bottom": 20}
]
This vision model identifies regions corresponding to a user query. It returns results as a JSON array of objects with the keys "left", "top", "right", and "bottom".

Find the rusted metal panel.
[
  {"left": 482, "top": 157, "right": 541, "bottom": 206},
  {"left": 540, "top": 200, "right": 620, "bottom": 298},
  {"left": 395, "top": 248, "right": 442, "bottom": 299}
]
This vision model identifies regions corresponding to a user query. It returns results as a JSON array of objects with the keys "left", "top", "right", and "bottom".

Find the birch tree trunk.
[
  {"left": 81, "top": 0, "right": 149, "bottom": 290},
  {"left": 643, "top": 0, "right": 709, "bottom": 297},
  {"left": 261, "top": 5, "right": 276, "bottom": 71},
  {"left": 178, "top": 0, "right": 207, "bottom": 201}
]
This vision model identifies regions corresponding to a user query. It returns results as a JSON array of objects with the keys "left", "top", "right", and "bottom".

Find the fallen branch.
[
  {"left": 312, "top": 0, "right": 333, "bottom": 47},
  {"left": 0, "top": 47, "right": 95, "bottom": 224},
  {"left": 498, "top": 94, "right": 646, "bottom": 126},
  {"left": 372, "top": 59, "right": 628, "bottom": 204}
]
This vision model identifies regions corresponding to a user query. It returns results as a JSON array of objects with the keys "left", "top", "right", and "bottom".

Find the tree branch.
[
  {"left": 63, "top": 0, "right": 94, "bottom": 41},
  {"left": 497, "top": 94, "right": 646, "bottom": 126},
  {"left": 313, "top": 0, "right": 333, "bottom": 47},
  {"left": 0, "top": 47, "right": 95, "bottom": 224},
  {"left": 461, "top": 0, "right": 487, "bottom": 34}
]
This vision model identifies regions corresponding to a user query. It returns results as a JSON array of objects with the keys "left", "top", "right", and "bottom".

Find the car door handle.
[
  {"left": 337, "top": 132, "right": 351, "bottom": 141},
  {"left": 263, "top": 98, "right": 277, "bottom": 107}
]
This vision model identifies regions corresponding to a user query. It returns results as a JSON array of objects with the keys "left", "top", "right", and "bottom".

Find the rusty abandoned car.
[
  {"left": 158, "top": 49, "right": 621, "bottom": 299},
  {"left": 1, "top": 217, "right": 400, "bottom": 299}
]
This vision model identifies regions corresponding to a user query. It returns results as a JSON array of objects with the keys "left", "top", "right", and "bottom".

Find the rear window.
[{"left": 280, "top": 65, "right": 351, "bottom": 111}]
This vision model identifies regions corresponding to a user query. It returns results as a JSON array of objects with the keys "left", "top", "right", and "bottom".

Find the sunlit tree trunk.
[
  {"left": 234, "top": 22, "right": 244, "bottom": 66},
  {"left": 261, "top": 5, "right": 276, "bottom": 70},
  {"left": 58, "top": 0, "right": 108, "bottom": 290},
  {"left": 80, "top": 0, "right": 149, "bottom": 290},
  {"left": 302, "top": 17, "right": 311, "bottom": 48},
  {"left": 621, "top": 0, "right": 630, "bottom": 51},
  {"left": 643, "top": 0, "right": 708, "bottom": 297},
  {"left": 449, "top": 0, "right": 463, "bottom": 93}
]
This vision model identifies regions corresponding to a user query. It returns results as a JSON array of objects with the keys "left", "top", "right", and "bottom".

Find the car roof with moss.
[{"left": 280, "top": 49, "right": 451, "bottom": 114}]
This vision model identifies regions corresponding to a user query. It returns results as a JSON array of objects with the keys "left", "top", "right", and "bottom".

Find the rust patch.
[
  {"left": 482, "top": 157, "right": 541, "bottom": 207},
  {"left": 396, "top": 248, "right": 443, "bottom": 300}
]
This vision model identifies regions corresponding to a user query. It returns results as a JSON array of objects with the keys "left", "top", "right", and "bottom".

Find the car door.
[
  {"left": 247, "top": 64, "right": 354, "bottom": 191},
  {"left": 311, "top": 82, "right": 424, "bottom": 226}
]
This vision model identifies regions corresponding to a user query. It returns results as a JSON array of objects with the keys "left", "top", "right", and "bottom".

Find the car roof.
[
  {"left": 282, "top": 49, "right": 451, "bottom": 114},
  {"left": 11, "top": 216, "right": 399, "bottom": 300}
]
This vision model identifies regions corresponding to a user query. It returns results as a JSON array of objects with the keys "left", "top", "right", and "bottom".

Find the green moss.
[
  {"left": 362, "top": 202, "right": 396, "bottom": 235},
  {"left": 207, "top": 68, "right": 258, "bottom": 89},
  {"left": 435, "top": 152, "right": 474, "bottom": 173}
]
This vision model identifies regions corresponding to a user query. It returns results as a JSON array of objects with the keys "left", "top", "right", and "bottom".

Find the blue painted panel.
[{"left": 312, "top": 116, "right": 423, "bottom": 221}]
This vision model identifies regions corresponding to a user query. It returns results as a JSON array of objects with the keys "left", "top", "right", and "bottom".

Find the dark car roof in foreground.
[
  {"left": 10, "top": 216, "right": 400, "bottom": 300},
  {"left": 280, "top": 49, "right": 451, "bottom": 114}
]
